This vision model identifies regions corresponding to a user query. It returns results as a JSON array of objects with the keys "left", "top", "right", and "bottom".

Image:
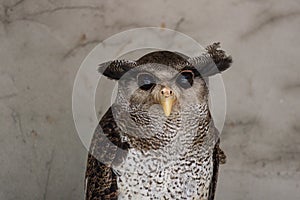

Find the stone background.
[{"left": 1, "top": 0, "right": 300, "bottom": 199}]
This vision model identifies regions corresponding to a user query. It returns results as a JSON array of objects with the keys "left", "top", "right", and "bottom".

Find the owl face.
[
  {"left": 98, "top": 48, "right": 232, "bottom": 144},
  {"left": 117, "top": 63, "right": 208, "bottom": 117}
]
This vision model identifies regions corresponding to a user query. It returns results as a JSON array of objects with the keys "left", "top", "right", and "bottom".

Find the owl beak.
[{"left": 159, "top": 87, "right": 176, "bottom": 117}]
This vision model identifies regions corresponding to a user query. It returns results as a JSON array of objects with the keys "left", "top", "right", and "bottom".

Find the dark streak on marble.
[
  {"left": 10, "top": 108, "right": 26, "bottom": 143},
  {"left": 43, "top": 149, "right": 55, "bottom": 200},
  {"left": 251, "top": 155, "right": 283, "bottom": 166},
  {"left": 174, "top": 17, "right": 185, "bottom": 31},
  {"left": 0, "top": 93, "right": 17, "bottom": 99},
  {"left": 225, "top": 117, "right": 259, "bottom": 128},
  {"left": 292, "top": 124, "right": 300, "bottom": 133},
  {"left": 1, "top": 4, "right": 104, "bottom": 25},
  {"left": 0, "top": 0, "right": 25, "bottom": 25},
  {"left": 23, "top": 5, "right": 103, "bottom": 19},
  {"left": 63, "top": 39, "right": 102, "bottom": 59},
  {"left": 225, "top": 168, "right": 300, "bottom": 179},
  {"left": 283, "top": 83, "right": 300, "bottom": 91},
  {"left": 250, "top": 150, "right": 300, "bottom": 168},
  {"left": 241, "top": 10, "right": 300, "bottom": 39},
  {"left": 224, "top": 168, "right": 269, "bottom": 179},
  {"left": 221, "top": 117, "right": 259, "bottom": 140},
  {"left": 11, "top": 0, "right": 25, "bottom": 8}
]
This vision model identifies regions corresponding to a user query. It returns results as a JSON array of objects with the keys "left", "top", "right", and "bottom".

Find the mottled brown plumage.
[{"left": 85, "top": 43, "right": 232, "bottom": 200}]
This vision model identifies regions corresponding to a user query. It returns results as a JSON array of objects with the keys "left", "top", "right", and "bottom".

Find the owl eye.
[
  {"left": 137, "top": 73, "right": 156, "bottom": 90},
  {"left": 176, "top": 71, "right": 194, "bottom": 89}
]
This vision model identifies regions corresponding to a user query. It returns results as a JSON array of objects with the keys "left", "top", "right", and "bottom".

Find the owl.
[{"left": 85, "top": 42, "right": 232, "bottom": 200}]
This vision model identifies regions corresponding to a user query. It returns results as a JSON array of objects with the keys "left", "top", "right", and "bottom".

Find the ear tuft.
[
  {"left": 188, "top": 42, "right": 232, "bottom": 77},
  {"left": 98, "top": 60, "right": 137, "bottom": 80},
  {"left": 205, "top": 42, "right": 232, "bottom": 73}
]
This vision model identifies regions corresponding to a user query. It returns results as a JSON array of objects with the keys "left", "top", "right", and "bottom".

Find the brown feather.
[{"left": 85, "top": 108, "right": 130, "bottom": 200}]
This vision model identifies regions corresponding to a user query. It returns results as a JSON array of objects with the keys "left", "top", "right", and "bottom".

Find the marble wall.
[{"left": 0, "top": 0, "right": 299, "bottom": 199}]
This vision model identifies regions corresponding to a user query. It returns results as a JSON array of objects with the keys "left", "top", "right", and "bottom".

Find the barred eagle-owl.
[{"left": 85, "top": 42, "right": 232, "bottom": 200}]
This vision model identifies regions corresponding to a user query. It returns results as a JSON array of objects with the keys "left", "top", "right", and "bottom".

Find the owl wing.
[
  {"left": 85, "top": 107, "right": 130, "bottom": 200},
  {"left": 208, "top": 137, "right": 226, "bottom": 200}
]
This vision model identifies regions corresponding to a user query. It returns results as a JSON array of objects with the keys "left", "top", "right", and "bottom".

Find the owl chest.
[{"left": 114, "top": 148, "right": 213, "bottom": 200}]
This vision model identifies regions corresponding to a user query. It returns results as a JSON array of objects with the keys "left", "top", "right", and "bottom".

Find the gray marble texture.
[{"left": 0, "top": 0, "right": 300, "bottom": 199}]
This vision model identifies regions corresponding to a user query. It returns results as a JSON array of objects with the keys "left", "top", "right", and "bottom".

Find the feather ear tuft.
[
  {"left": 205, "top": 42, "right": 232, "bottom": 73},
  {"left": 98, "top": 60, "right": 137, "bottom": 80},
  {"left": 188, "top": 42, "right": 232, "bottom": 77}
]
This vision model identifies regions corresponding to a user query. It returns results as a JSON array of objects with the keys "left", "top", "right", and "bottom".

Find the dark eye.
[
  {"left": 137, "top": 73, "right": 156, "bottom": 90},
  {"left": 176, "top": 71, "right": 194, "bottom": 89}
]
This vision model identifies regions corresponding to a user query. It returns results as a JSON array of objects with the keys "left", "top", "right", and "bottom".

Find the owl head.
[{"left": 98, "top": 43, "right": 232, "bottom": 118}]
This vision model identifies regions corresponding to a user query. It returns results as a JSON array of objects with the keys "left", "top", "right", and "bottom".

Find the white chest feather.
[{"left": 113, "top": 147, "right": 213, "bottom": 200}]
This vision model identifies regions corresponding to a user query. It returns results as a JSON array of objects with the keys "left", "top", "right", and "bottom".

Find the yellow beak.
[{"left": 159, "top": 87, "right": 176, "bottom": 117}]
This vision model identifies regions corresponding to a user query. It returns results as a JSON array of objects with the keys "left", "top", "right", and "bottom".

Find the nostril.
[{"left": 160, "top": 87, "right": 174, "bottom": 97}]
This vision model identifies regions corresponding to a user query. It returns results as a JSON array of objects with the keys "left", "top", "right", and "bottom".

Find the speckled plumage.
[{"left": 85, "top": 43, "right": 231, "bottom": 200}]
